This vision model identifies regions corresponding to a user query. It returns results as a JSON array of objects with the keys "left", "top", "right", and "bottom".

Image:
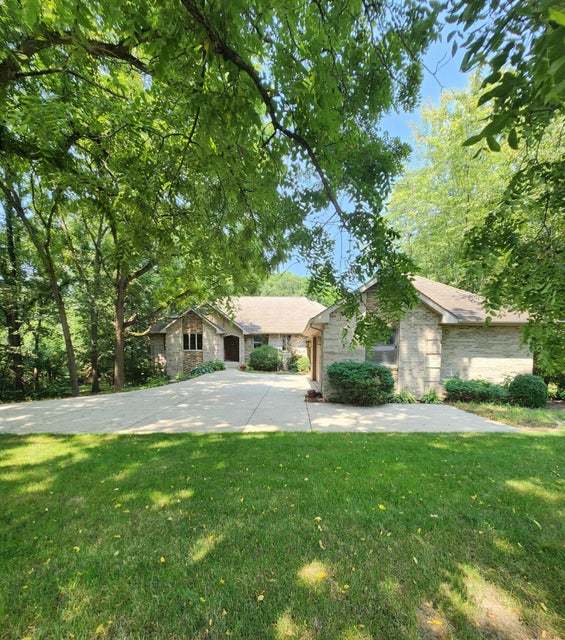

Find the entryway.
[{"left": 224, "top": 335, "right": 240, "bottom": 362}]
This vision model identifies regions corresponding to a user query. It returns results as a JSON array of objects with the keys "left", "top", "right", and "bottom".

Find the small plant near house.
[
  {"left": 389, "top": 390, "right": 417, "bottom": 404},
  {"left": 175, "top": 360, "right": 225, "bottom": 381},
  {"left": 443, "top": 378, "right": 509, "bottom": 403},
  {"left": 239, "top": 363, "right": 247, "bottom": 371},
  {"left": 288, "top": 354, "right": 310, "bottom": 373},
  {"left": 508, "top": 374, "right": 548, "bottom": 408},
  {"left": 420, "top": 388, "right": 442, "bottom": 404},
  {"left": 326, "top": 360, "right": 394, "bottom": 406},
  {"left": 547, "top": 382, "right": 565, "bottom": 401},
  {"left": 249, "top": 345, "right": 281, "bottom": 371}
]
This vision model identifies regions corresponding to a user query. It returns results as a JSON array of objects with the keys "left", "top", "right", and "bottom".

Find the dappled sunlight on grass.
[
  {"left": 297, "top": 560, "right": 331, "bottom": 589},
  {"left": 505, "top": 479, "right": 563, "bottom": 503},
  {"left": 274, "top": 611, "right": 314, "bottom": 640},
  {"left": 1, "top": 432, "right": 563, "bottom": 639},
  {"left": 416, "top": 601, "right": 452, "bottom": 640},
  {"left": 461, "top": 566, "right": 532, "bottom": 640},
  {"left": 189, "top": 532, "right": 224, "bottom": 563}
]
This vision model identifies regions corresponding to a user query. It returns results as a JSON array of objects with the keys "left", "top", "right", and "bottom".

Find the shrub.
[
  {"left": 389, "top": 390, "right": 417, "bottom": 404},
  {"left": 547, "top": 382, "right": 565, "bottom": 400},
  {"left": 508, "top": 374, "right": 547, "bottom": 408},
  {"left": 420, "top": 388, "right": 442, "bottom": 404},
  {"left": 249, "top": 345, "right": 281, "bottom": 371},
  {"left": 326, "top": 360, "right": 394, "bottom": 406},
  {"left": 288, "top": 354, "right": 310, "bottom": 373},
  {"left": 443, "top": 378, "right": 509, "bottom": 403}
]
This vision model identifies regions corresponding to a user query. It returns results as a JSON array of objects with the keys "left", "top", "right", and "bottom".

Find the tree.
[
  {"left": 387, "top": 78, "right": 564, "bottom": 374},
  {"left": 1, "top": 0, "right": 440, "bottom": 378},
  {"left": 258, "top": 273, "right": 309, "bottom": 297},
  {"left": 445, "top": 0, "right": 565, "bottom": 374},
  {"left": 386, "top": 76, "right": 516, "bottom": 291}
]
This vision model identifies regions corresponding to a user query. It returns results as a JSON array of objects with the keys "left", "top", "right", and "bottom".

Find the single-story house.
[
  {"left": 148, "top": 296, "right": 325, "bottom": 378},
  {"left": 305, "top": 275, "right": 533, "bottom": 398}
]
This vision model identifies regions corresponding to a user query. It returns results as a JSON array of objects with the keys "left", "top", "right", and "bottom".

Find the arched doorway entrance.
[{"left": 223, "top": 335, "right": 240, "bottom": 362}]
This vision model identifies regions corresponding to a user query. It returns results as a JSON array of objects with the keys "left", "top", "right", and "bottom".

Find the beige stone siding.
[
  {"left": 165, "top": 317, "right": 183, "bottom": 377},
  {"left": 440, "top": 325, "right": 532, "bottom": 383},
  {"left": 397, "top": 304, "right": 443, "bottom": 397},
  {"left": 321, "top": 308, "right": 365, "bottom": 395},
  {"left": 149, "top": 334, "right": 166, "bottom": 372}
]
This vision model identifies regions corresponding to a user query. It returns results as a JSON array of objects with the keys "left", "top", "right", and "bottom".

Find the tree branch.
[{"left": 180, "top": 0, "right": 345, "bottom": 219}]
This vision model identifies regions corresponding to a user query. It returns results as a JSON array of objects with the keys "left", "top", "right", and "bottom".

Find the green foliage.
[
  {"left": 249, "top": 345, "right": 281, "bottom": 372},
  {"left": 0, "top": 0, "right": 441, "bottom": 394},
  {"left": 327, "top": 360, "right": 394, "bottom": 406},
  {"left": 258, "top": 273, "right": 309, "bottom": 297},
  {"left": 443, "top": 378, "right": 509, "bottom": 403},
  {"left": 508, "top": 374, "right": 548, "bottom": 409},
  {"left": 288, "top": 354, "right": 310, "bottom": 373},
  {"left": 389, "top": 390, "right": 417, "bottom": 404},
  {"left": 386, "top": 74, "right": 515, "bottom": 292},
  {"left": 419, "top": 389, "right": 442, "bottom": 404},
  {"left": 446, "top": 1, "right": 565, "bottom": 375},
  {"left": 546, "top": 383, "right": 564, "bottom": 401}
]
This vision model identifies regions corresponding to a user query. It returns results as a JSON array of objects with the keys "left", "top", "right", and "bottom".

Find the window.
[
  {"left": 368, "top": 329, "right": 398, "bottom": 365},
  {"left": 183, "top": 332, "right": 203, "bottom": 350},
  {"left": 253, "top": 335, "right": 268, "bottom": 349},
  {"left": 282, "top": 335, "right": 292, "bottom": 351}
]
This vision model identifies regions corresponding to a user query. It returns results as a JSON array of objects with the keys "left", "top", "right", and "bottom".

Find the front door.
[{"left": 224, "top": 335, "right": 240, "bottom": 362}]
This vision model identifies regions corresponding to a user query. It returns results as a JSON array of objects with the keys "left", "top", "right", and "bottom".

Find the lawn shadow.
[{"left": 0, "top": 431, "right": 563, "bottom": 639}]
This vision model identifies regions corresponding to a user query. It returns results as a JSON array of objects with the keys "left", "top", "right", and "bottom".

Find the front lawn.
[
  {"left": 1, "top": 433, "right": 563, "bottom": 639},
  {"left": 453, "top": 402, "right": 565, "bottom": 430}
]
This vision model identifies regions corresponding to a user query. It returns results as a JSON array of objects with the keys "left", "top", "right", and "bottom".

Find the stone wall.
[
  {"left": 149, "top": 334, "right": 166, "bottom": 372},
  {"left": 397, "top": 304, "right": 443, "bottom": 397},
  {"left": 440, "top": 325, "right": 532, "bottom": 383},
  {"left": 165, "top": 317, "right": 183, "bottom": 378},
  {"left": 321, "top": 308, "right": 365, "bottom": 395}
]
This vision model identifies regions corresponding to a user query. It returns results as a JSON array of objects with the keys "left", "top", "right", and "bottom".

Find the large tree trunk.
[
  {"left": 44, "top": 252, "right": 80, "bottom": 396},
  {"left": 2, "top": 200, "right": 24, "bottom": 392},
  {"left": 113, "top": 274, "right": 127, "bottom": 391},
  {"left": 1, "top": 181, "right": 80, "bottom": 395},
  {"left": 89, "top": 305, "right": 100, "bottom": 393}
]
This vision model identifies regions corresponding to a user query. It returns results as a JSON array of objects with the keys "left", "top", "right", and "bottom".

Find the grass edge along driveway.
[{"left": 1, "top": 432, "right": 563, "bottom": 640}]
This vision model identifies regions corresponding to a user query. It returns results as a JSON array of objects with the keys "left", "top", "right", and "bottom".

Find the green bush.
[
  {"left": 420, "top": 388, "right": 442, "bottom": 404},
  {"left": 389, "top": 390, "right": 417, "bottom": 404},
  {"left": 327, "top": 360, "right": 394, "bottom": 406},
  {"left": 249, "top": 345, "right": 281, "bottom": 371},
  {"left": 288, "top": 354, "right": 310, "bottom": 373},
  {"left": 443, "top": 378, "right": 509, "bottom": 403},
  {"left": 508, "top": 374, "right": 547, "bottom": 408},
  {"left": 175, "top": 360, "right": 225, "bottom": 381},
  {"left": 547, "top": 382, "right": 565, "bottom": 400}
]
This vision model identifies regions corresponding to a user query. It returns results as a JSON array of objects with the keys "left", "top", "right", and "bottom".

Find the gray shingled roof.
[
  {"left": 231, "top": 296, "right": 326, "bottom": 334},
  {"left": 412, "top": 276, "right": 528, "bottom": 324}
]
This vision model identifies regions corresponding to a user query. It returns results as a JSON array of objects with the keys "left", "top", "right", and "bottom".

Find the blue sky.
[{"left": 284, "top": 31, "right": 470, "bottom": 277}]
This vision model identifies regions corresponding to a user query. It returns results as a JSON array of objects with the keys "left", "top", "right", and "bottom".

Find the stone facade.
[
  {"left": 440, "top": 325, "right": 532, "bottom": 383},
  {"left": 397, "top": 304, "right": 443, "bottom": 397},
  {"left": 321, "top": 308, "right": 365, "bottom": 395},
  {"left": 316, "top": 286, "right": 533, "bottom": 398}
]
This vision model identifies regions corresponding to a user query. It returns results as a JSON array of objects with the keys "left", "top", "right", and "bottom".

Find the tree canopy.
[{"left": 1, "top": 0, "right": 439, "bottom": 395}]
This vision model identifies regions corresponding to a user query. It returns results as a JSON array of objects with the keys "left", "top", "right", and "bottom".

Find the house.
[
  {"left": 148, "top": 296, "right": 325, "bottom": 378},
  {"left": 305, "top": 275, "right": 533, "bottom": 398}
]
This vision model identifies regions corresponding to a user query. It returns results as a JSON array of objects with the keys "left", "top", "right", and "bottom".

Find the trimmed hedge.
[
  {"left": 508, "top": 374, "right": 547, "bottom": 408},
  {"left": 249, "top": 345, "right": 281, "bottom": 371},
  {"left": 327, "top": 360, "right": 394, "bottom": 406},
  {"left": 443, "top": 378, "right": 509, "bottom": 403}
]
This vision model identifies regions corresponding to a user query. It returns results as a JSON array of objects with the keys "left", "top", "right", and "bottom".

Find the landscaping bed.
[{"left": 1, "top": 432, "right": 563, "bottom": 639}]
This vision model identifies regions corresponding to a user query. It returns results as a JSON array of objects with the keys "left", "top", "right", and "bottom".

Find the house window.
[
  {"left": 368, "top": 329, "right": 398, "bottom": 365},
  {"left": 183, "top": 332, "right": 203, "bottom": 350},
  {"left": 253, "top": 335, "right": 268, "bottom": 349},
  {"left": 281, "top": 335, "right": 292, "bottom": 351}
]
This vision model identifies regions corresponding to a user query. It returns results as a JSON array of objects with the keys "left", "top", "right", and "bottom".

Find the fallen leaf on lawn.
[
  {"left": 314, "top": 516, "right": 322, "bottom": 522},
  {"left": 73, "top": 546, "right": 80, "bottom": 552},
  {"left": 319, "top": 540, "right": 326, "bottom": 550},
  {"left": 532, "top": 519, "right": 542, "bottom": 530},
  {"left": 378, "top": 504, "right": 386, "bottom": 510},
  {"left": 257, "top": 593, "right": 265, "bottom": 602},
  {"left": 160, "top": 556, "right": 166, "bottom": 563},
  {"left": 413, "top": 556, "right": 418, "bottom": 564}
]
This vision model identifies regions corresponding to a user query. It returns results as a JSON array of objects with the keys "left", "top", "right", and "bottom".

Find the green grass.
[
  {"left": 1, "top": 433, "right": 563, "bottom": 640},
  {"left": 454, "top": 402, "right": 565, "bottom": 430}
]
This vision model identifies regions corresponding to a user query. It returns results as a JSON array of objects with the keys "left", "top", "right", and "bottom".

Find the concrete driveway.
[{"left": 0, "top": 369, "right": 514, "bottom": 434}]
